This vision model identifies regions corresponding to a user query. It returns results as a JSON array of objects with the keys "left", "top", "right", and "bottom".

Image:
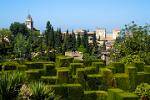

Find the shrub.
[
  {"left": 43, "top": 64, "right": 56, "bottom": 76},
  {"left": 113, "top": 73, "right": 129, "bottom": 90},
  {"left": 84, "top": 91, "right": 108, "bottom": 100},
  {"left": 144, "top": 65, "right": 150, "bottom": 73},
  {"left": 56, "top": 68, "right": 70, "bottom": 84},
  {"left": 55, "top": 56, "right": 73, "bottom": 68},
  {"left": 70, "top": 63, "right": 84, "bottom": 75},
  {"left": 25, "top": 62, "right": 44, "bottom": 69},
  {"left": 18, "top": 82, "right": 54, "bottom": 100},
  {"left": 17, "top": 65, "right": 27, "bottom": 71},
  {"left": 133, "top": 61, "right": 144, "bottom": 72},
  {"left": 135, "top": 83, "right": 150, "bottom": 99},
  {"left": 49, "top": 84, "right": 84, "bottom": 100},
  {"left": 110, "top": 62, "right": 125, "bottom": 73},
  {"left": 0, "top": 71, "right": 26, "bottom": 100},
  {"left": 116, "top": 92, "right": 139, "bottom": 100},
  {"left": 41, "top": 76, "right": 57, "bottom": 84},
  {"left": 2, "top": 61, "right": 19, "bottom": 70},
  {"left": 107, "top": 88, "right": 124, "bottom": 100},
  {"left": 25, "top": 69, "right": 42, "bottom": 80},
  {"left": 92, "top": 62, "right": 105, "bottom": 71},
  {"left": 84, "top": 67, "right": 97, "bottom": 74},
  {"left": 87, "top": 74, "right": 103, "bottom": 90},
  {"left": 136, "top": 72, "right": 145, "bottom": 85}
]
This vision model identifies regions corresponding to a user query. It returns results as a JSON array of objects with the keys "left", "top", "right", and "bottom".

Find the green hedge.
[
  {"left": 116, "top": 92, "right": 139, "bottom": 100},
  {"left": 43, "top": 64, "right": 56, "bottom": 76},
  {"left": 25, "top": 69, "right": 42, "bottom": 80},
  {"left": 17, "top": 65, "right": 27, "bottom": 71},
  {"left": 113, "top": 74, "right": 129, "bottom": 90},
  {"left": 84, "top": 67, "right": 97, "bottom": 74},
  {"left": 126, "top": 67, "right": 137, "bottom": 91},
  {"left": 144, "top": 65, "right": 150, "bottom": 73},
  {"left": 107, "top": 88, "right": 124, "bottom": 100},
  {"left": 2, "top": 61, "right": 19, "bottom": 70},
  {"left": 76, "top": 68, "right": 87, "bottom": 89},
  {"left": 87, "top": 74, "right": 103, "bottom": 90},
  {"left": 25, "top": 62, "right": 44, "bottom": 69},
  {"left": 136, "top": 72, "right": 145, "bottom": 85},
  {"left": 40, "top": 76, "right": 57, "bottom": 84},
  {"left": 110, "top": 62, "right": 125, "bottom": 73},
  {"left": 92, "top": 62, "right": 105, "bottom": 73},
  {"left": 49, "top": 84, "right": 84, "bottom": 100},
  {"left": 100, "top": 68, "right": 113, "bottom": 89},
  {"left": 133, "top": 62, "right": 144, "bottom": 72},
  {"left": 56, "top": 68, "right": 70, "bottom": 84},
  {"left": 0, "top": 63, "right": 2, "bottom": 71},
  {"left": 144, "top": 73, "right": 150, "bottom": 84},
  {"left": 70, "top": 63, "right": 84, "bottom": 75},
  {"left": 55, "top": 56, "right": 73, "bottom": 68},
  {"left": 84, "top": 91, "right": 108, "bottom": 100}
]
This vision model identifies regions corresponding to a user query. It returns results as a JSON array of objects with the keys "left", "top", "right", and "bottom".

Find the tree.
[
  {"left": 14, "top": 33, "right": 28, "bottom": 58},
  {"left": 93, "top": 32, "right": 97, "bottom": 47},
  {"left": 10, "top": 22, "right": 29, "bottom": 37},
  {"left": 111, "top": 22, "right": 150, "bottom": 64},
  {"left": 82, "top": 30, "right": 89, "bottom": 52},
  {"left": 71, "top": 30, "right": 76, "bottom": 51},
  {"left": 76, "top": 33, "right": 81, "bottom": 48}
]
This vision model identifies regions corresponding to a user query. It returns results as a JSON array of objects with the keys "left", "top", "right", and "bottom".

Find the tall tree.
[
  {"left": 10, "top": 22, "right": 29, "bottom": 37},
  {"left": 72, "top": 30, "right": 76, "bottom": 51},
  {"left": 82, "top": 30, "right": 89, "bottom": 52},
  {"left": 76, "top": 33, "right": 81, "bottom": 48}
]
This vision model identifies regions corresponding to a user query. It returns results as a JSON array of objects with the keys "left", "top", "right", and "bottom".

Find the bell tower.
[{"left": 25, "top": 14, "right": 33, "bottom": 30}]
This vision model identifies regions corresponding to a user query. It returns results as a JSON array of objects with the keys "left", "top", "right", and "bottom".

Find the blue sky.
[{"left": 0, "top": 0, "right": 150, "bottom": 32}]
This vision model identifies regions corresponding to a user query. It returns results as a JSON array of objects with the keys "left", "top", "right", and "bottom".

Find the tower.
[{"left": 25, "top": 14, "right": 33, "bottom": 30}]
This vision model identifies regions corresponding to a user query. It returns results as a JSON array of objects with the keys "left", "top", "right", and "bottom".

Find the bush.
[
  {"left": 84, "top": 91, "right": 108, "bottom": 100},
  {"left": 135, "top": 83, "right": 150, "bottom": 99},
  {"left": 133, "top": 61, "right": 144, "bottom": 72},
  {"left": 70, "top": 63, "right": 84, "bottom": 75},
  {"left": 17, "top": 65, "right": 27, "bottom": 71},
  {"left": 107, "top": 88, "right": 124, "bottom": 100},
  {"left": 92, "top": 62, "right": 105, "bottom": 73},
  {"left": 144, "top": 65, "right": 150, "bottom": 73},
  {"left": 49, "top": 84, "right": 84, "bottom": 100},
  {"left": 84, "top": 67, "right": 97, "bottom": 74},
  {"left": 2, "top": 61, "right": 19, "bottom": 70},
  {"left": 120, "top": 54, "right": 144, "bottom": 65},
  {"left": 25, "top": 62, "right": 44, "bottom": 69},
  {"left": 136, "top": 72, "right": 145, "bottom": 85},
  {"left": 110, "top": 62, "right": 125, "bottom": 73},
  {"left": 116, "top": 92, "right": 139, "bottom": 100},
  {"left": 18, "top": 82, "right": 54, "bottom": 100},
  {"left": 43, "top": 64, "right": 56, "bottom": 76},
  {"left": 0, "top": 71, "right": 26, "bottom": 100},
  {"left": 56, "top": 68, "right": 70, "bottom": 84},
  {"left": 113, "top": 74, "right": 129, "bottom": 90},
  {"left": 25, "top": 69, "right": 42, "bottom": 80},
  {"left": 41, "top": 76, "right": 57, "bottom": 84},
  {"left": 55, "top": 56, "right": 73, "bottom": 68},
  {"left": 87, "top": 74, "right": 103, "bottom": 90}
]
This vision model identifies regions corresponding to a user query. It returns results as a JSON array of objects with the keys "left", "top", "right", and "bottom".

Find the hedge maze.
[{"left": 1, "top": 55, "right": 150, "bottom": 100}]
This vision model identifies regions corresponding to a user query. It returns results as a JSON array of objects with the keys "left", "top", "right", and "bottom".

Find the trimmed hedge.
[
  {"left": 136, "top": 72, "right": 145, "bottom": 85},
  {"left": 40, "top": 76, "right": 57, "bottom": 84},
  {"left": 144, "top": 72, "right": 150, "bottom": 84},
  {"left": 87, "top": 74, "right": 103, "bottom": 90},
  {"left": 116, "top": 92, "right": 139, "bottom": 100},
  {"left": 25, "top": 69, "right": 42, "bottom": 80},
  {"left": 92, "top": 62, "right": 105, "bottom": 73},
  {"left": 17, "top": 65, "right": 27, "bottom": 71},
  {"left": 110, "top": 62, "right": 125, "bottom": 73},
  {"left": 113, "top": 74, "right": 129, "bottom": 90},
  {"left": 55, "top": 56, "right": 73, "bottom": 68},
  {"left": 49, "top": 84, "right": 84, "bottom": 100},
  {"left": 76, "top": 68, "right": 87, "bottom": 89},
  {"left": 2, "top": 61, "right": 19, "bottom": 70},
  {"left": 144, "top": 65, "right": 150, "bottom": 73},
  {"left": 84, "top": 91, "right": 108, "bottom": 100},
  {"left": 133, "top": 62, "right": 144, "bottom": 72},
  {"left": 25, "top": 62, "right": 44, "bottom": 69},
  {"left": 100, "top": 68, "right": 113, "bottom": 89},
  {"left": 126, "top": 67, "right": 137, "bottom": 90},
  {"left": 70, "top": 63, "right": 84, "bottom": 75},
  {"left": 0, "top": 63, "right": 2, "bottom": 71},
  {"left": 43, "top": 64, "right": 56, "bottom": 76},
  {"left": 84, "top": 67, "right": 97, "bottom": 74},
  {"left": 56, "top": 68, "right": 70, "bottom": 84},
  {"left": 107, "top": 88, "right": 124, "bottom": 100}
]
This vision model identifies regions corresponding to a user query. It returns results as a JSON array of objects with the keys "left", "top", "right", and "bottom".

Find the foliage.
[
  {"left": 10, "top": 22, "right": 29, "bottom": 37},
  {"left": 0, "top": 71, "right": 26, "bottom": 100},
  {"left": 135, "top": 83, "right": 150, "bottom": 99},
  {"left": 111, "top": 22, "right": 150, "bottom": 64},
  {"left": 120, "top": 54, "right": 144, "bottom": 65},
  {"left": 18, "top": 82, "right": 54, "bottom": 100}
]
